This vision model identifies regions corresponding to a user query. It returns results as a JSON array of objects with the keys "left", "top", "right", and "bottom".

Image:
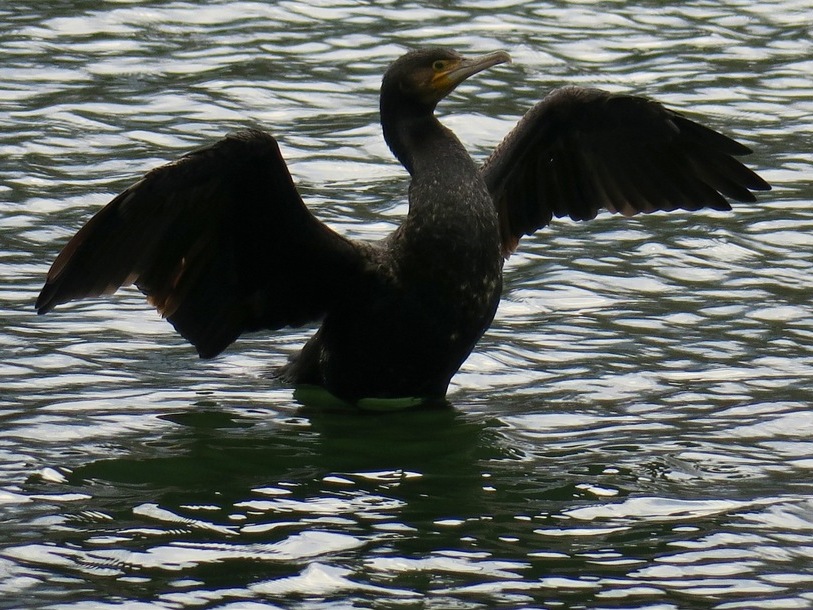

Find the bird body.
[
  {"left": 284, "top": 71, "right": 504, "bottom": 399},
  {"left": 36, "top": 48, "right": 770, "bottom": 405}
]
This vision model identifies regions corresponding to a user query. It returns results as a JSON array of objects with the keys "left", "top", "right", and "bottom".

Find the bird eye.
[{"left": 432, "top": 60, "right": 447, "bottom": 72}]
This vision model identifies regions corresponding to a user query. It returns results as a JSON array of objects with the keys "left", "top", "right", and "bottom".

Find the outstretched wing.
[
  {"left": 481, "top": 86, "right": 771, "bottom": 256},
  {"left": 36, "top": 129, "right": 368, "bottom": 358}
]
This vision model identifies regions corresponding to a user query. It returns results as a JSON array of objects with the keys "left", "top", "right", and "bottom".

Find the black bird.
[{"left": 36, "top": 48, "right": 770, "bottom": 405}]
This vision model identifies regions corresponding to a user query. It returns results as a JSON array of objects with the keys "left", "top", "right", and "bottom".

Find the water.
[{"left": 2, "top": 0, "right": 812, "bottom": 607}]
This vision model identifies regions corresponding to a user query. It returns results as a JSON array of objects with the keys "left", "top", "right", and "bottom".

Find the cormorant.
[{"left": 36, "top": 48, "right": 770, "bottom": 404}]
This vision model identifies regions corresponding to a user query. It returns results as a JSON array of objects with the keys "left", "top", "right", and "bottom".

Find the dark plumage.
[{"left": 36, "top": 48, "right": 770, "bottom": 403}]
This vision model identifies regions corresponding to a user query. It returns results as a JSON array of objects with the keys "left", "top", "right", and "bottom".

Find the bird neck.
[{"left": 381, "top": 102, "right": 466, "bottom": 177}]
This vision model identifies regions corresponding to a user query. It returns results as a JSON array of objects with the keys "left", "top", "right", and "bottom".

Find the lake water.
[{"left": 2, "top": 0, "right": 812, "bottom": 607}]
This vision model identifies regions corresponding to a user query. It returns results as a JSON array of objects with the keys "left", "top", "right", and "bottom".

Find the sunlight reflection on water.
[{"left": 1, "top": 0, "right": 812, "bottom": 607}]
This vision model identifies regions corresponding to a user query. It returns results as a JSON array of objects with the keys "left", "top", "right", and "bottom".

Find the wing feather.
[
  {"left": 481, "top": 86, "right": 771, "bottom": 256},
  {"left": 36, "top": 129, "right": 368, "bottom": 358}
]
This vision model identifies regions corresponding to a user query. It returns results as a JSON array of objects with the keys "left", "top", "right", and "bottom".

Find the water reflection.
[
  {"left": 3, "top": 0, "right": 813, "bottom": 607},
  {"left": 5, "top": 404, "right": 512, "bottom": 598},
  {"left": 7, "top": 395, "right": 813, "bottom": 606}
]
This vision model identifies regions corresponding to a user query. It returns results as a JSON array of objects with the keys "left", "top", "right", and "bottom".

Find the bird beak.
[{"left": 434, "top": 50, "right": 512, "bottom": 93}]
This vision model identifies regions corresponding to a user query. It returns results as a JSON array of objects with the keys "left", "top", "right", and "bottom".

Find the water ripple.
[{"left": 2, "top": 0, "right": 812, "bottom": 608}]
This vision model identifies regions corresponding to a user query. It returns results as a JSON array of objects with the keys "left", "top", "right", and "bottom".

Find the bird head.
[{"left": 381, "top": 48, "right": 511, "bottom": 113}]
